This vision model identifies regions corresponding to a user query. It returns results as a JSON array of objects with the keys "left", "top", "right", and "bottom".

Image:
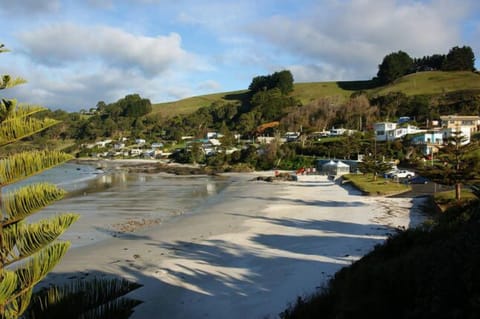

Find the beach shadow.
[
  {"left": 143, "top": 212, "right": 398, "bottom": 296},
  {"left": 47, "top": 216, "right": 405, "bottom": 318},
  {"left": 228, "top": 213, "right": 394, "bottom": 235},
  {"left": 236, "top": 195, "right": 368, "bottom": 207},
  {"left": 252, "top": 233, "right": 384, "bottom": 257}
]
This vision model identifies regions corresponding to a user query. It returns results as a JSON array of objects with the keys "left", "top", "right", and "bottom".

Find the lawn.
[
  {"left": 343, "top": 173, "right": 411, "bottom": 196},
  {"left": 433, "top": 188, "right": 477, "bottom": 211}
]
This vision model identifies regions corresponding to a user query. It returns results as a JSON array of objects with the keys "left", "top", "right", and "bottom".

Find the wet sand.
[{"left": 45, "top": 172, "right": 426, "bottom": 319}]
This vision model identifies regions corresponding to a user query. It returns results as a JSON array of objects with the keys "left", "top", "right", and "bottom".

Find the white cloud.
[
  {"left": 0, "top": 0, "right": 60, "bottom": 15},
  {"left": 248, "top": 0, "right": 475, "bottom": 80},
  {"left": 2, "top": 0, "right": 479, "bottom": 111},
  {"left": 17, "top": 23, "right": 206, "bottom": 77}
]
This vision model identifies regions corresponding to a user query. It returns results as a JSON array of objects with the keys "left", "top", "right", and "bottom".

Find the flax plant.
[{"left": 0, "top": 45, "right": 78, "bottom": 319}]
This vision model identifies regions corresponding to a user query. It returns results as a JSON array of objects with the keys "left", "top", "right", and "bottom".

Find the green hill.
[
  {"left": 151, "top": 90, "right": 248, "bottom": 118},
  {"left": 370, "top": 71, "right": 480, "bottom": 96},
  {"left": 151, "top": 71, "right": 480, "bottom": 118}
]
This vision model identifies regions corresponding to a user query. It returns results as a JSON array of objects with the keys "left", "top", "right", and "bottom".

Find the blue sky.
[{"left": 1, "top": 0, "right": 479, "bottom": 112}]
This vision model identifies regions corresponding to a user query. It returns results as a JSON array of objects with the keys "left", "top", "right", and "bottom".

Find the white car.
[{"left": 391, "top": 169, "right": 415, "bottom": 179}]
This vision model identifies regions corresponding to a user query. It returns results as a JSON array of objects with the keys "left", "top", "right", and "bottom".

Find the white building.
[
  {"left": 151, "top": 142, "right": 164, "bottom": 149},
  {"left": 374, "top": 122, "right": 424, "bottom": 141},
  {"left": 130, "top": 148, "right": 143, "bottom": 156},
  {"left": 135, "top": 138, "right": 146, "bottom": 145},
  {"left": 411, "top": 127, "right": 471, "bottom": 155},
  {"left": 114, "top": 142, "right": 125, "bottom": 150},
  {"left": 440, "top": 115, "right": 480, "bottom": 134},
  {"left": 95, "top": 139, "right": 113, "bottom": 148},
  {"left": 285, "top": 132, "right": 300, "bottom": 142}
]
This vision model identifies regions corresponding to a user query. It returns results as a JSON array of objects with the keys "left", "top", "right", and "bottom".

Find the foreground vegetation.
[
  {"left": 0, "top": 44, "right": 142, "bottom": 319},
  {"left": 281, "top": 199, "right": 480, "bottom": 319}
]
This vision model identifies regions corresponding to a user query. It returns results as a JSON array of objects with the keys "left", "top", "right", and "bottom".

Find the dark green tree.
[
  {"left": 358, "top": 154, "right": 392, "bottom": 181},
  {"left": 271, "top": 70, "right": 294, "bottom": 94},
  {"left": 118, "top": 94, "right": 152, "bottom": 118},
  {"left": 248, "top": 70, "right": 294, "bottom": 95},
  {"left": 413, "top": 54, "right": 446, "bottom": 71},
  {"left": 418, "top": 130, "right": 479, "bottom": 200},
  {"left": 377, "top": 51, "right": 413, "bottom": 84},
  {"left": 442, "top": 46, "right": 475, "bottom": 71},
  {"left": 248, "top": 75, "right": 269, "bottom": 94}
]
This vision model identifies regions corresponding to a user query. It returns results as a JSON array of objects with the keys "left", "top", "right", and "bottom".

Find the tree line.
[{"left": 376, "top": 45, "right": 476, "bottom": 84}]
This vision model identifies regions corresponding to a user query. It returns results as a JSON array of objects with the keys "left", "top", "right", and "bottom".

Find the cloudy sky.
[{"left": 1, "top": 0, "right": 479, "bottom": 111}]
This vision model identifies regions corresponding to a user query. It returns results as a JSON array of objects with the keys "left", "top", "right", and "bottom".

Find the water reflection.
[
  {"left": 37, "top": 168, "right": 233, "bottom": 248},
  {"left": 206, "top": 182, "right": 216, "bottom": 195}
]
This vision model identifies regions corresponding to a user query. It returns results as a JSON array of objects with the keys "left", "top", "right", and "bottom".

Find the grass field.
[
  {"left": 369, "top": 71, "right": 480, "bottom": 97},
  {"left": 151, "top": 90, "right": 248, "bottom": 118},
  {"left": 433, "top": 188, "right": 477, "bottom": 212},
  {"left": 150, "top": 71, "right": 480, "bottom": 118},
  {"left": 343, "top": 173, "right": 411, "bottom": 196}
]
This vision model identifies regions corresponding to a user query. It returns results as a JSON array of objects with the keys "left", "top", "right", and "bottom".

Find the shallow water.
[{"left": 16, "top": 163, "right": 233, "bottom": 248}]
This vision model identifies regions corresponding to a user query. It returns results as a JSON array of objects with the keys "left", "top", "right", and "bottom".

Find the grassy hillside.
[
  {"left": 151, "top": 90, "right": 248, "bottom": 118},
  {"left": 151, "top": 71, "right": 480, "bottom": 118},
  {"left": 370, "top": 71, "right": 480, "bottom": 96}
]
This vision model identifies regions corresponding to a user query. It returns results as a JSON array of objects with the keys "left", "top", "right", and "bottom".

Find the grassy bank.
[
  {"left": 433, "top": 188, "right": 477, "bottom": 212},
  {"left": 342, "top": 173, "right": 411, "bottom": 196}
]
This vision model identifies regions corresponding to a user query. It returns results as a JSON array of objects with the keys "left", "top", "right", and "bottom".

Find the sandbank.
[{"left": 46, "top": 173, "right": 425, "bottom": 318}]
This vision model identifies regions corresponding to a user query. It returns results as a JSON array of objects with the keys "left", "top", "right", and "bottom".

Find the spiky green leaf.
[
  {"left": 9, "top": 242, "right": 71, "bottom": 301},
  {"left": 0, "top": 150, "right": 73, "bottom": 186},
  {"left": 25, "top": 278, "right": 142, "bottom": 319},
  {"left": 0, "top": 270, "right": 17, "bottom": 305},
  {"left": 3, "top": 214, "right": 79, "bottom": 266},
  {"left": 0, "top": 115, "right": 60, "bottom": 146},
  {"left": 2, "top": 183, "right": 67, "bottom": 226},
  {"left": 0, "top": 76, "right": 26, "bottom": 90}
]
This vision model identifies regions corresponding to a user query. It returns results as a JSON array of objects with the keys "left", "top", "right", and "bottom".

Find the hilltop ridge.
[{"left": 151, "top": 71, "right": 480, "bottom": 118}]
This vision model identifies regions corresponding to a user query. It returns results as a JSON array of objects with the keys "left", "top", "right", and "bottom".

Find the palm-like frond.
[
  {"left": 0, "top": 113, "right": 60, "bottom": 146},
  {"left": 0, "top": 101, "right": 47, "bottom": 122},
  {"left": 3, "top": 214, "right": 79, "bottom": 266},
  {"left": 0, "top": 150, "right": 73, "bottom": 187},
  {"left": 0, "top": 270, "right": 17, "bottom": 305},
  {"left": 0, "top": 44, "right": 79, "bottom": 319},
  {"left": 2, "top": 183, "right": 67, "bottom": 226},
  {"left": 25, "top": 278, "right": 142, "bottom": 319},
  {"left": 3, "top": 242, "right": 72, "bottom": 317},
  {"left": 0, "top": 75, "right": 26, "bottom": 90}
]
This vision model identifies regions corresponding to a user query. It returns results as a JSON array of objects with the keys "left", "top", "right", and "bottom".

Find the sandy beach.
[{"left": 45, "top": 172, "right": 426, "bottom": 319}]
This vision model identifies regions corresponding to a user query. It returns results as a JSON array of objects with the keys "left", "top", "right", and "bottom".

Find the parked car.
[
  {"left": 391, "top": 169, "right": 415, "bottom": 179},
  {"left": 384, "top": 168, "right": 399, "bottom": 179},
  {"left": 408, "top": 175, "right": 429, "bottom": 184}
]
